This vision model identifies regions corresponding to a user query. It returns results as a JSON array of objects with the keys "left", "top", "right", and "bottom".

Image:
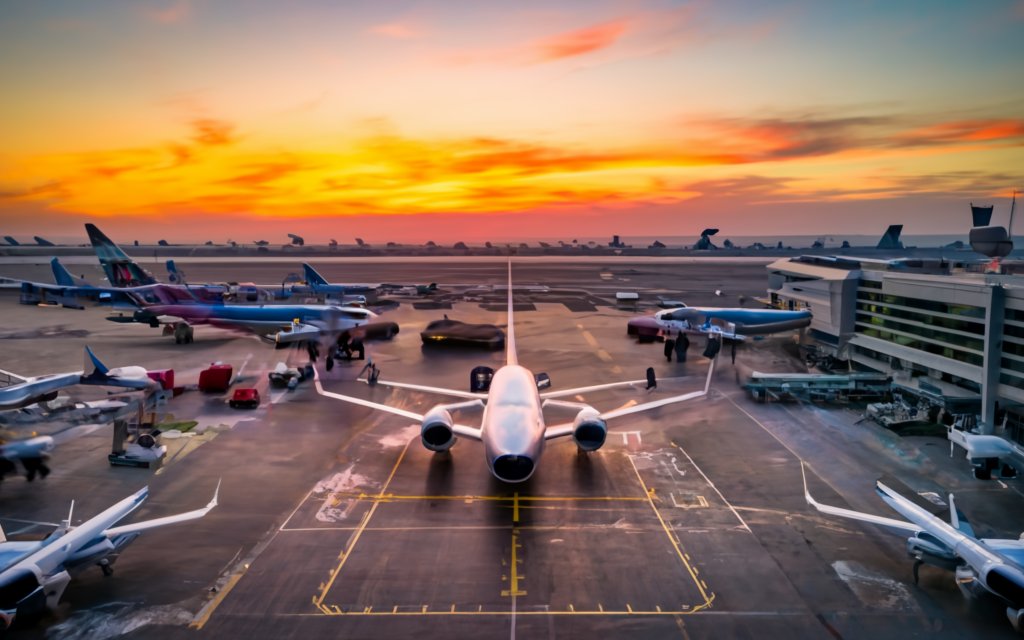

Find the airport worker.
[
  {"left": 664, "top": 331, "right": 676, "bottom": 362},
  {"left": 675, "top": 333, "right": 689, "bottom": 362}
]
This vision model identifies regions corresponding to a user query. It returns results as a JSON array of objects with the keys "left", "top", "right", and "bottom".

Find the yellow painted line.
[
  {"left": 580, "top": 330, "right": 601, "bottom": 349},
  {"left": 313, "top": 439, "right": 412, "bottom": 611},
  {"left": 190, "top": 572, "right": 244, "bottom": 630},
  {"left": 319, "top": 492, "right": 647, "bottom": 503},
  {"left": 315, "top": 608, "right": 739, "bottom": 617},
  {"left": 513, "top": 492, "right": 520, "bottom": 523},
  {"left": 501, "top": 528, "right": 527, "bottom": 597},
  {"left": 628, "top": 455, "right": 715, "bottom": 613}
]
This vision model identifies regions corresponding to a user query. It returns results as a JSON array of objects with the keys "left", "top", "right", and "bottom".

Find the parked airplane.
[
  {"left": 0, "top": 481, "right": 219, "bottom": 628},
  {"left": 315, "top": 264, "right": 714, "bottom": 483},
  {"left": 0, "top": 348, "right": 154, "bottom": 481},
  {"left": 16, "top": 258, "right": 225, "bottom": 309},
  {"left": 120, "top": 290, "right": 394, "bottom": 349},
  {"left": 802, "top": 465, "right": 1024, "bottom": 631},
  {"left": 627, "top": 305, "right": 812, "bottom": 348},
  {"left": 0, "top": 347, "right": 154, "bottom": 411}
]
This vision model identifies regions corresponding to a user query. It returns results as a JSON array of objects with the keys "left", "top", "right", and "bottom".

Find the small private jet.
[
  {"left": 0, "top": 482, "right": 219, "bottom": 628},
  {"left": 803, "top": 464, "right": 1024, "bottom": 631}
]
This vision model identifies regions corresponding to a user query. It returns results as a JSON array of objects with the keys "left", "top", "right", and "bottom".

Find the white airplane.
[
  {"left": 315, "top": 263, "right": 715, "bottom": 483},
  {"left": 0, "top": 349, "right": 155, "bottom": 481},
  {"left": 802, "top": 464, "right": 1024, "bottom": 631},
  {"left": 0, "top": 347, "right": 154, "bottom": 412},
  {"left": 0, "top": 481, "right": 219, "bottom": 628}
]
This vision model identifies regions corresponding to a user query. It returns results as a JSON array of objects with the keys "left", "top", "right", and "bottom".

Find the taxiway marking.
[
  {"left": 313, "top": 438, "right": 412, "bottom": 612},
  {"left": 671, "top": 441, "right": 751, "bottom": 533},
  {"left": 628, "top": 454, "right": 716, "bottom": 612}
]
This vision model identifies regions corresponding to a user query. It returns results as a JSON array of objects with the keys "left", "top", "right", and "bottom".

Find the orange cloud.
[
  {"left": 190, "top": 118, "right": 237, "bottom": 146},
  {"left": 892, "top": 119, "right": 1024, "bottom": 146},
  {"left": 532, "top": 19, "right": 629, "bottom": 62}
]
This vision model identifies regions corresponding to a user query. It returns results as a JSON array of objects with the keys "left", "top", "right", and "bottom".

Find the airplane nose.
[{"left": 492, "top": 454, "right": 535, "bottom": 483}]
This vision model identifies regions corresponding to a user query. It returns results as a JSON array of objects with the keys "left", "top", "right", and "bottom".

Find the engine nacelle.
[
  {"left": 572, "top": 407, "right": 608, "bottom": 451},
  {"left": 421, "top": 406, "right": 456, "bottom": 452}
]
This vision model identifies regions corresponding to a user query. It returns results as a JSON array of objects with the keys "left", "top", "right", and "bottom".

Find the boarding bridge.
[{"left": 746, "top": 371, "right": 891, "bottom": 403}]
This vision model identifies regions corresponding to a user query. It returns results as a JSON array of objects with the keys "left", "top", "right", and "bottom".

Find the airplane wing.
[
  {"left": 540, "top": 378, "right": 652, "bottom": 400},
  {"left": 103, "top": 480, "right": 220, "bottom": 538},
  {"left": 356, "top": 378, "right": 485, "bottom": 401},
  {"left": 599, "top": 357, "right": 715, "bottom": 421},
  {"left": 801, "top": 464, "right": 921, "bottom": 534},
  {"left": 313, "top": 372, "right": 482, "bottom": 440},
  {"left": 543, "top": 362, "right": 715, "bottom": 440}
]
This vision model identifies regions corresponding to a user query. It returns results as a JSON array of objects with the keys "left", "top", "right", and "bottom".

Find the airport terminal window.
[
  {"left": 858, "top": 326, "right": 984, "bottom": 366},
  {"left": 856, "top": 291, "right": 985, "bottom": 320},
  {"left": 1006, "top": 323, "right": 1024, "bottom": 341},
  {"left": 855, "top": 312, "right": 985, "bottom": 350},
  {"left": 856, "top": 300, "right": 985, "bottom": 335},
  {"left": 858, "top": 280, "right": 882, "bottom": 290},
  {"left": 1001, "top": 357, "right": 1024, "bottom": 375}
]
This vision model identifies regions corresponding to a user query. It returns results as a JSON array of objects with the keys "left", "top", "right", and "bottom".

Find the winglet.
[
  {"left": 209, "top": 478, "right": 222, "bottom": 509},
  {"left": 506, "top": 261, "right": 517, "bottom": 366},
  {"left": 303, "top": 263, "right": 329, "bottom": 287},
  {"left": 51, "top": 258, "right": 77, "bottom": 287},
  {"left": 84, "top": 346, "right": 109, "bottom": 377}
]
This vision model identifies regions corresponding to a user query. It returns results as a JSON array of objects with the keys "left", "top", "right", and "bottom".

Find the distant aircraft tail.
[
  {"left": 876, "top": 224, "right": 904, "bottom": 250},
  {"left": 506, "top": 262, "right": 518, "bottom": 366},
  {"left": 51, "top": 258, "right": 78, "bottom": 287},
  {"left": 303, "top": 263, "right": 330, "bottom": 287},
  {"left": 86, "top": 223, "right": 158, "bottom": 287},
  {"left": 166, "top": 260, "right": 185, "bottom": 284}
]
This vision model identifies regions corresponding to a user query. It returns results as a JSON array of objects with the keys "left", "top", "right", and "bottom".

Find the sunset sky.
[{"left": 2, "top": 1, "right": 1023, "bottom": 243}]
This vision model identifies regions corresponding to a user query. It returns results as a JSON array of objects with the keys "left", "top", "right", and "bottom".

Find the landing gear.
[
  {"left": 912, "top": 559, "right": 923, "bottom": 585},
  {"left": 99, "top": 559, "right": 114, "bottom": 577}
]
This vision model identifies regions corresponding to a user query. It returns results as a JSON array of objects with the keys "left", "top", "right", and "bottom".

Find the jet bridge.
[{"left": 746, "top": 371, "right": 891, "bottom": 403}]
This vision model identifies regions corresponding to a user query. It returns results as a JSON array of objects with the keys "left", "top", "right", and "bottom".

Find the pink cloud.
[
  {"left": 531, "top": 19, "right": 629, "bottom": 62},
  {"left": 369, "top": 22, "right": 422, "bottom": 39},
  {"left": 145, "top": 0, "right": 191, "bottom": 25}
]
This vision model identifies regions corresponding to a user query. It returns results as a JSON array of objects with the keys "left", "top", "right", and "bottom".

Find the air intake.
[{"left": 493, "top": 455, "right": 535, "bottom": 483}]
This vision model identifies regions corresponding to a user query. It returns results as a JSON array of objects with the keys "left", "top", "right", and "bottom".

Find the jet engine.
[
  {"left": 984, "top": 564, "right": 1024, "bottom": 615},
  {"left": 572, "top": 407, "right": 608, "bottom": 451},
  {"left": 421, "top": 406, "right": 456, "bottom": 452}
]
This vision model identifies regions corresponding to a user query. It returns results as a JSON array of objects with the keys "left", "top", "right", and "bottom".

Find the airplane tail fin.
[
  {"left": 51, "top": 258, "right": 77, "bottom": 287},
  {"left": 86, "top": 223, "right": 157, "bottom": 287},
  {"left": 876, "top": 224, "right": 904, "bottom": 250},
  {"left": 303, "top": 263, "right": 329, "bottom": 287},
  {"left": 84, "top": 346, "right": 110, "bottom": 377},
  {"left": 506, "top": 262, "right": 517, "bottom": 366},
  {"left": 948, "top": 493, "right": 976, "bottom": 537},
  {"left": 166, "top": 260, "right": 185, "bottom": 284}
]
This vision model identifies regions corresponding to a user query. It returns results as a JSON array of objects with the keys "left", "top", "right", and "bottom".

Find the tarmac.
[{"left": 0, "top": 259, "right": 1022, "bottom": 639}]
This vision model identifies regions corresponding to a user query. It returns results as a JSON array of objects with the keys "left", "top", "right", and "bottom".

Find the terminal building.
[{"left": 765, "top": 255, "right": 1024, "bottom": 445}]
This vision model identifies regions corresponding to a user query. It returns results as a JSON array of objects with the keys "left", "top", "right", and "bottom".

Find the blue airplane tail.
[
  {"left": 84, "top": 346, "right": 110, "bottom": 377},
  {"left": 51, "top": 258, "right": 78, "bottom": 287},
  {"left": 166, "top": 260, "right": 184, "bottom": 284},
  {"left": 303, "top": 263, "right": 329, "bottom": 287}
]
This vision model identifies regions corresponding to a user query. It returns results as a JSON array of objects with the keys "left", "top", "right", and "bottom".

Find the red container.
[
  {"left": 146, "top": 369, "right": 175, "bottom": 390},
  {"left": 198, "top": 363, "right": 233, "bottom": 392}
]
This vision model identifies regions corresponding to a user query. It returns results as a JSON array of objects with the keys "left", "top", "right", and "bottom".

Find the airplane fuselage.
[
  {"left": 141, "top": 303, "right": 375, "bottom": 328},
  {"left": 481, "top": 364, "right": 546, "bottom": 483}
]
